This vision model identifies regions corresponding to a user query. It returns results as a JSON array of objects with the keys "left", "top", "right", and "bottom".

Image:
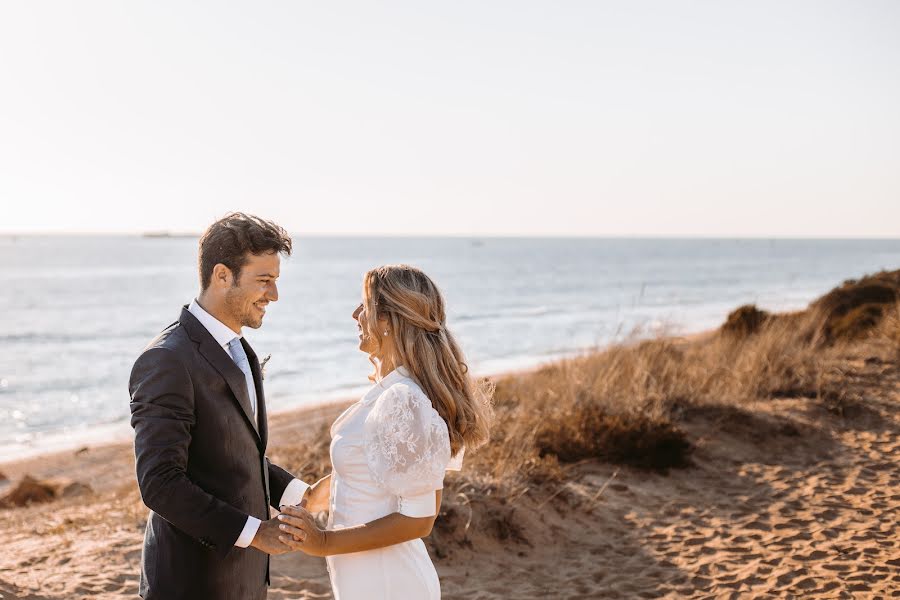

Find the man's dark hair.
[{"left": 198, "top": 212, "right": 293, "bottom": 290}]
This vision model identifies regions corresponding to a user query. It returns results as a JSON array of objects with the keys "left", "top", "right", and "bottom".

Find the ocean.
[{"left": 1, "top": 235, "right": 899, "bottom": 461}]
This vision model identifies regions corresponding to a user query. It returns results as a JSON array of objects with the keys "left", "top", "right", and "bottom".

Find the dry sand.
[{"left": 1, "top": 356, "right": 899, "bottom": 599}]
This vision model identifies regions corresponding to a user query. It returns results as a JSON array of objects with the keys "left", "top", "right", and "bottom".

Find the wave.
[
  {"left": 0, "top": 330, "right": 150, "bottom": 344},
  {"left": 453, "top": 305, "right": 568, "bottom": 323}
]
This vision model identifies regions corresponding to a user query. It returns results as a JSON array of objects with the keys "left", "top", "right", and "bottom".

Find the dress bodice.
[{"left": 327, "top": 366, "right": 464, "bottom": 530}]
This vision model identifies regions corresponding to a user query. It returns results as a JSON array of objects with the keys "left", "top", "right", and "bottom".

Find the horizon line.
[{"left": 1, "top": 230, "right": 899, "bottom": 241}]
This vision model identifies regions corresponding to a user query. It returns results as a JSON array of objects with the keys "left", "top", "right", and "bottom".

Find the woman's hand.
[
  {"left": 302, "top": 474, "right": 331, "bottom": 514},
  {"left": 278, "top": 490, "right": 442, "bottom": 557},
  {"left": 278, "top": 506, "right": 328, "bottom": 557}
]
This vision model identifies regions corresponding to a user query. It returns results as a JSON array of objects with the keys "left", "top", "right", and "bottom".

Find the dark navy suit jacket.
[{"left": 129, "top": 306, "right": 295, "bottom": 600}]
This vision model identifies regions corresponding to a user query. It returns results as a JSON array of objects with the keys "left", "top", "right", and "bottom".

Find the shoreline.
[
  {"left": 0, "top": 345, "right": 604, "bottom": 466},
  {"left": 0, "top": 329, "right": 719, "bottom": 476},
  {"left": 0, "top": 399, "right": 356, "bottom": 478},
  {"left": 0, "top": 398, "right": 359, "bottom": 498}
]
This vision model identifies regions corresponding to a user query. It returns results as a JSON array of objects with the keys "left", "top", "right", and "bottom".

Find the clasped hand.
[
  {"left": 276, "top": 505, "right": 328, "bottom": 557},
  {"left": 249, "top": 505, "right": 325, "bottom": 556}
]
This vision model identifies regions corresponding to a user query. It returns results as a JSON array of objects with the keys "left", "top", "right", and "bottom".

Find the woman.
[{"left": 277, "top": 264, "right": 492, "bottom": 599}]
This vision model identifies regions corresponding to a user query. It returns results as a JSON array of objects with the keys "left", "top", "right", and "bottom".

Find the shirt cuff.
[
  {"left": 278, "top": 478, "right": 311, "bottom": 507},
  {"left": 234, "top": 516, "right": 261, "bottom": 548},
  {"left": 398, "top": 491, "right": 438, "bottom": 518}
]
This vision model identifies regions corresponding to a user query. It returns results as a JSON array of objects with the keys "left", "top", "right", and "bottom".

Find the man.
[{"left": 129, "top": 213, "right": 310, "bottom": 599}]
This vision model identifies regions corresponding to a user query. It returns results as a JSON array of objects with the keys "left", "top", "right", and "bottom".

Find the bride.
[{"left": 277, "top": 264, "right": 492, "bottom": 599}]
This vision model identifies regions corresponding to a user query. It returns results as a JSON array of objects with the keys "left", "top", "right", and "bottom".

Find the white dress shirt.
[{"left": 188, "top": 299, "right": 309, "bottom": 548}]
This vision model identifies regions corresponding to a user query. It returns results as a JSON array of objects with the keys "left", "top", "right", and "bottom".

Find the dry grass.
[
  {"left": 809, "top": 269, "right": 900, "bottom": 343},
  {"left": 267, "top": 422, "right": 334, "bottom": 485},
  {"left": 457, "top": 315, "right": 818, "bottom": 485},
  {"left": 457, "top": 270, "right": 900, "bottom": 491}
]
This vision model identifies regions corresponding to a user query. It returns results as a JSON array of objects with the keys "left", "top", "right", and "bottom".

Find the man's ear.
[{"left": 211, "top": 263, "right": 233, "bottom": 289}]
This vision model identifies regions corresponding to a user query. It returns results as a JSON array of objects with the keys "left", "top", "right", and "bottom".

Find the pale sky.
[{"left": 1, "top": 1, "right": 898, "bottom": 237}]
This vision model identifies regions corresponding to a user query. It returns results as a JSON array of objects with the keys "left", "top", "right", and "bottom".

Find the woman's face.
[
  {"left": 353, "top": 293, "right": 390, "bottom": 357},
  {"left": 352, "top": 301, "right": 374, "bottom": 354}
]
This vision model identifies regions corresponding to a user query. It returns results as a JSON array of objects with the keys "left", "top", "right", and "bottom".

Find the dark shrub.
[
  {"left": 722, "top": 304, "right": 771, "bottom": 337},
  {"left": 534, "top": 406, "right": 693, "bottom": 472},
  {"left": 811, "top": 271, "right": 900, "bottom": 343}
]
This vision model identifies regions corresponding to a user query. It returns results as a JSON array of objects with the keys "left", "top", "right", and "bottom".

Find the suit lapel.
[{"left": 179, "top": 307, "right": 261, "bottom": 442}]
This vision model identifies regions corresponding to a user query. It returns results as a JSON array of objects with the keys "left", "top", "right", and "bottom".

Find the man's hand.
[{"left": 249, "top": 516, "right": 306, "bottom": 555}]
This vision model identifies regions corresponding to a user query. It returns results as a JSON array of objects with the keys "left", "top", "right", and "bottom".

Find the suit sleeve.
[
  {"left": 266, "top": 459, "right": 301, "bottom": 509},
  {"left": 129, "top": 346, "right": 248, "bottom": 557}
]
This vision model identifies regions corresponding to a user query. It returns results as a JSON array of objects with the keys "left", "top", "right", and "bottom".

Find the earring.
[{"left": 383, "top": 331, "right": 389, "bottom": 336}]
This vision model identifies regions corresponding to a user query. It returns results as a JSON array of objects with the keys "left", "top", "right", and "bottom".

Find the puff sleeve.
[{"left": 364, "top": 383, "right": 456, "bottom": 518}]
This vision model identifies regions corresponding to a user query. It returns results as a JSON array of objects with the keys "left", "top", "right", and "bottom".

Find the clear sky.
[{"left": 1, "top": 1, "right": 898, "bottom": 237}]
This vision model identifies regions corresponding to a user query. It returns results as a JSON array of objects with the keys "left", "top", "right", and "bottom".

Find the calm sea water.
[{"left": 1, "top": 235, "right": 899, "bottom": 461}]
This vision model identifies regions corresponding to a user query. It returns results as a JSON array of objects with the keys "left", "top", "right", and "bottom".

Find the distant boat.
[{"left": 142, "top": 231, "right": 198, "bottom": 238}]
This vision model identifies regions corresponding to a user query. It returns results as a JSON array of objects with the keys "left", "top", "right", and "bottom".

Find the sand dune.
[{"left": 2, "top": 355, "right": 898, "bottom": 598}]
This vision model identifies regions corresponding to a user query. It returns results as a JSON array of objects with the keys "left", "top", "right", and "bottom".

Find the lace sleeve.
[{"left": 364, "top": 382, "right": 452, "bottom": 517}]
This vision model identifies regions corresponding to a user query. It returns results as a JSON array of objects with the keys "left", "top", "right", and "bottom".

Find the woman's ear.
[{"left": 377, "top": 315, "right": 392, "bottom": 335}]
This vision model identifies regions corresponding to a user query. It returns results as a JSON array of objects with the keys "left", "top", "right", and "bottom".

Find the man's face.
[{"left": 224, "top": 251, "right": 280, "bottom": 329}]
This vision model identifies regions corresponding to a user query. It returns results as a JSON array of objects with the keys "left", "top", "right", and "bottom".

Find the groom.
[{"left": 129, "top": 213, "right": 310, "bottom": 599}]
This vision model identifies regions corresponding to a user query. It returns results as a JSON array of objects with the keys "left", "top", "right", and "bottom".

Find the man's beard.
[{"left": 225, "top": 289, "right": 262, "bottom": 329}]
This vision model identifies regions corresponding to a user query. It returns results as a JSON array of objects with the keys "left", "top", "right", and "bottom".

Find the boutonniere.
[{"left": 260, "top": 354, "right": 272, "bottom": 380}]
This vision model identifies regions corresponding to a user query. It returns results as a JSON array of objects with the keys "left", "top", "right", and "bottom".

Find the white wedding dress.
[{"left": 325, "top": 366, "right": 463, "bottom": 600}]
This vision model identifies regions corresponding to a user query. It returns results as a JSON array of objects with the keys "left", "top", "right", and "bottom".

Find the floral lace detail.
[{"left": 364, "top": 382, "right": 451, "bottom": 498}]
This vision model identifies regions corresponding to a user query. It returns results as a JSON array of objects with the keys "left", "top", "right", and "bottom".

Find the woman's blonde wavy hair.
[{"left": 363, "top": 264, "right": 493, "bottom": 456}]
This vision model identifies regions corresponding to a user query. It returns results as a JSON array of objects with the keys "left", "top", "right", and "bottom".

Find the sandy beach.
[{"left": 2, "top": 271, "right": 900, "bottom": 599}]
